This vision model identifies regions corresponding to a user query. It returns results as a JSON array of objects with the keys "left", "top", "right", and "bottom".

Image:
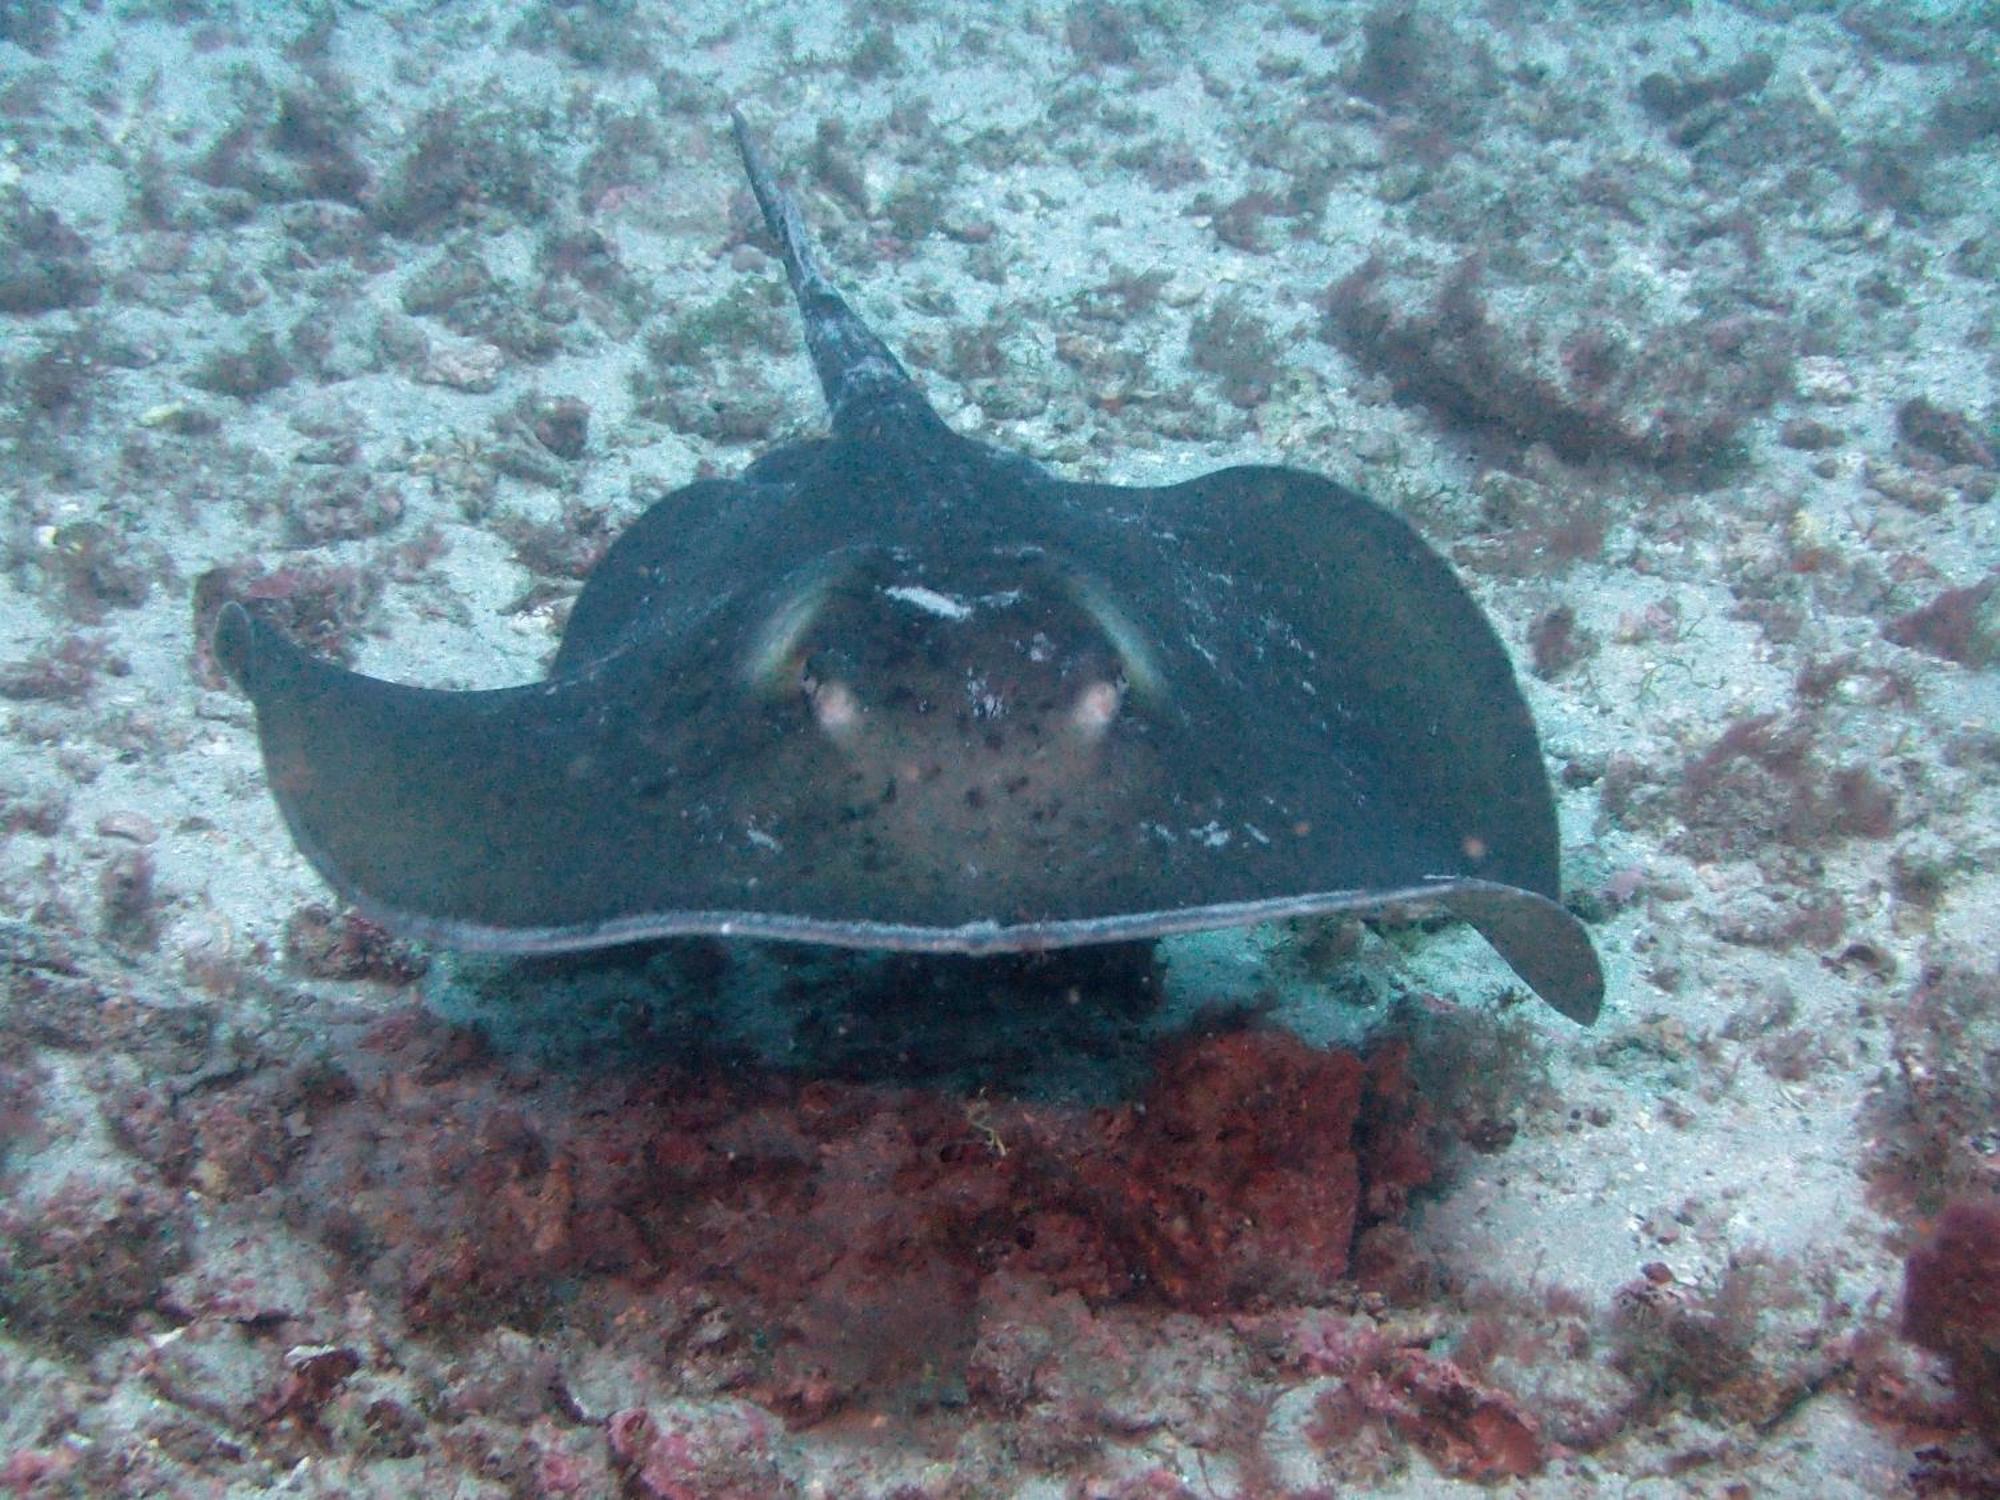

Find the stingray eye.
[
  {"left": 798, "top": 647, "right": 856, "bottom": 695},
  {"left": 745, "top": 567, "right": 840, "bottom": 694},
  {"left": 1066, "top": 573, "right": 1163, "bottom": 704}
]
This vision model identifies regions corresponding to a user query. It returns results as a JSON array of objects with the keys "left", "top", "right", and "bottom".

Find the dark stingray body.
[{"left": 213, "top": 117, "right": 1604, "bottom": 1023}]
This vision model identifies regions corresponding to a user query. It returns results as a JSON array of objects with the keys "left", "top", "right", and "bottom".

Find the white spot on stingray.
[
  {"left": 967, "top": 675, "right": 1005, "bottom": 720},
  {"left": 746, "top": 824, "right": 782, "bottom": 854},
  {"left": 1069, "top": 680, "right": 1121, "bottom": 741},
  {"left": 1190, "top": 821, "right": 1231, "bottom": 848},
  {"left": 883, "top": 584, "right": 972, "bottom": 620},
  {"left": 811, "top": 680, "right": 861, "bottom": 739}
]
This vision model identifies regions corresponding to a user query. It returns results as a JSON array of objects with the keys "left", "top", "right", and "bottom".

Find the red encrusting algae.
[
  {"left": 1903, "top": 1197, "right": 2000, "bottom": 1441},
  {"left": 287, "top": 1013, "right": 1431, "bottom": 1426}
]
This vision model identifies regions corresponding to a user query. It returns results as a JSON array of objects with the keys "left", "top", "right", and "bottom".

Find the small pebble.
[{"left": 96, "top": 810, "right": 159, "bottom": 844}]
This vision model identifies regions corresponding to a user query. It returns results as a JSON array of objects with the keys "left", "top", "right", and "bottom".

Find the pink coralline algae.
[
  {"left": 290, "top": 1014, "right": 1431, "bottom": 1420},
  {"left": 605, "top": 1401, "right": 790, "bottom": 1500},
  {"left": 1321, "top": 252, "right": 1792, "bottom": 477},
  {"left": 189, "top": 559, "right": 383, "bottom": 681},
  {"left": 0, "top": 1177, "right": 191, "bottom": 1353},
  {"left": 282, "top": 903, "right": 430, "bottom": 984},
  {"left": 1297, "top": 1316, "right": 1548, "bottom": 1480},
  {"left": 1903, "top": 1197, "right": 2000, "bottom": 1440},
  {"left": 1884, "top": 573, "right": 1999, "bottom": 669}
]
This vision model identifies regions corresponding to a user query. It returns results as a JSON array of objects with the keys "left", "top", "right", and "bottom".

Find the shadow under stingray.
[{"left": 424, "top": 939, "right": 1172, "bottom": 1102}]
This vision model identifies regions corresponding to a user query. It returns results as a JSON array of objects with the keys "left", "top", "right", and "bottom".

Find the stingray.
[{"left": 212, "top": 116, "right": 1604, "bottom": 1024}]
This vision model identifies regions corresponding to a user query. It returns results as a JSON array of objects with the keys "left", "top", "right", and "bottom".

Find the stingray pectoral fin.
[
  {"left": 214, "top": 602, "right": 676, "bottom": 943},
  {"left": 1431, "top": 880, "right": 1605, "bottom": 1025},
  {"left": 1133, "top": 465, "right": 1566, "bottom": 900}
]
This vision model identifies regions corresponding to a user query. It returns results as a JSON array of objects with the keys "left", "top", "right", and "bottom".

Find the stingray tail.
[{"left": 730, "top": 110, "right": 937, "bottom": 438}]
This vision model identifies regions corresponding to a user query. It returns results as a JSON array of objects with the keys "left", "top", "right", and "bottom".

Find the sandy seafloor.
[{"left": 1, "top": 0, "right": 1998, "bottom": 1495}]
